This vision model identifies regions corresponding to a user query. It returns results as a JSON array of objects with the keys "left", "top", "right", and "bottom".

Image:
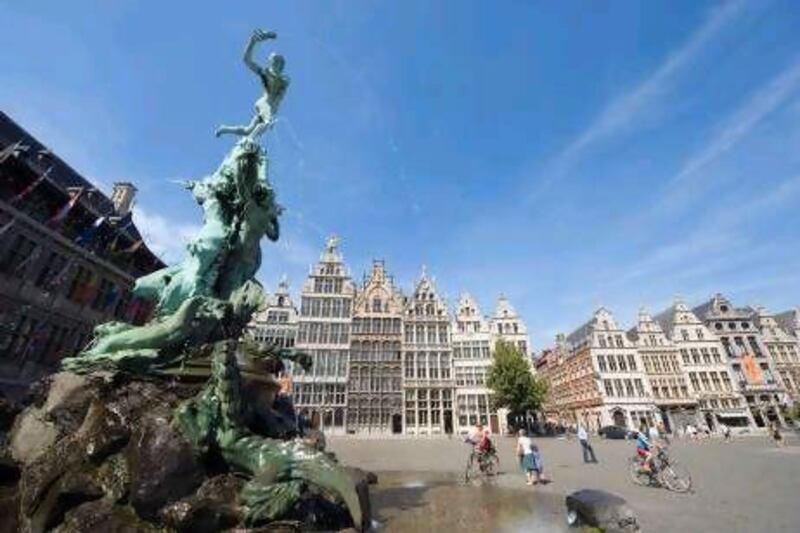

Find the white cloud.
[
  {"left": 664, "top": 56, "right": 800, "bottom": 194},
  {"left": 132, "top": 206, "right": 201, "bottom": 264},
  {"left": 538, "top": 0, "right": 744, "bottom": 189}
]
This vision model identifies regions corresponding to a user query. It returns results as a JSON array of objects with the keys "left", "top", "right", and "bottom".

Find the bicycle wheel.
[
  {"left": 628, "top": 457, "right": 651, "bottom": 486},
  {"left": 659, "top": 461, "right": 692, "bottom": 493},
  {"left": 485, "top": 454, "right": 500, "bottom": 477}
]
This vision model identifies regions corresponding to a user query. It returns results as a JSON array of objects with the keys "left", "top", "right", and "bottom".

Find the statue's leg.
[
  {"left": 216, "top": 115, "right": 260, "bottom": 137},
  {"left": 242, "top": 478, "right": 304, "bottom": 525}
]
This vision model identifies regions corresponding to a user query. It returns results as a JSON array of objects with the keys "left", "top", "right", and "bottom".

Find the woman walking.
[{"left": 516, "top": 429, "right": 536, "bottom": 485}]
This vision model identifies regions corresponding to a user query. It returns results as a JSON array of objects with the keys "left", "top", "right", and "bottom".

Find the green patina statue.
[{"left": 61, "top": 29, "right": 367, "bottom": 530}]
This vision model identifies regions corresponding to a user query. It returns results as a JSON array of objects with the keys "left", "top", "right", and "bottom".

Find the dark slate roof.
[
  {"left": 1, "top": 111, "right": 160, "bottom": 266},
  {"left": 566, "top": 316, "right": 594, "bottom": 346},
  {"left": 775, "top": 309, "right": 799, "bottom": 335},
  {"left": 652, "top": 306, "right": 676, "bottom": 337}
]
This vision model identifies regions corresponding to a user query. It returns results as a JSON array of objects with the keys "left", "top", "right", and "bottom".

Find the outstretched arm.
[{"left": 243, "top": 29, "right": 277, "bottom": 75}]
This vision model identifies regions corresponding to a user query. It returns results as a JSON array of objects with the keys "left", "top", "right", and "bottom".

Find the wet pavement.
[
  {"left": 330, "top": 433, "right": 800, "bottom": 532},
  {"left": 369, "top": 471, "right": 568, "bottom": 532}
]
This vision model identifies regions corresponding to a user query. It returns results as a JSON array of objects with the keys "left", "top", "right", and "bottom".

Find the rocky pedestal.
[{"left": 0, "top": 371, "right": 375, "bottom": 532}]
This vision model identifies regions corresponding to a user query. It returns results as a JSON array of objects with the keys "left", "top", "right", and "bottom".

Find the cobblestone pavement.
[{"left": 328, "top": 433, "right": 800, "bottom": 532}]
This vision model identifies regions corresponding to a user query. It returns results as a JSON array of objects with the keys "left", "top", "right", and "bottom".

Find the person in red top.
[{"left": 478, "top": 429, "right": 492, "bottom": 454}]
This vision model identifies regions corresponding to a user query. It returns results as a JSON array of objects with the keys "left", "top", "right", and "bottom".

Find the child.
[{"left": 531, "top": 443, "right": 548, "bottom": 484}]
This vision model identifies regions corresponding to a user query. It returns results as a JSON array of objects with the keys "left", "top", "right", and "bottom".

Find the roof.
[
  {"left": 775, "top": 309, "right": 799, "bottom": 335},
  {"left": 0, "top": 111, "right": 162, "bottom": 268}
]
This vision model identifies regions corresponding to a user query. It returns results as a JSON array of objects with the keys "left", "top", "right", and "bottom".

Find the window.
[
  {"left": 624, "top": 379, "right": 634, "bottom": 396},
  {"left": 372, "top": 297, "right": 382, "bottom": 312},
  {"left": 1, "top": 233, "right": 37, "bottom": 277},
  {"left": 747, "top": 336, "right": 763, "bottom": 357},
  {"left": 35, "top": 252, "right": 67, "bottom": 289},
  {"left": 695, "top": 328, "right": 704, "bottom": 340},
  {"left": 598, "top": 335, "right": 607, "bottom": 348},
  {"left": 597, "top": 355, "right": 607, "bottom": 372},
  {"left": 68, "top": 265, "right": 93, "bottom": 303},
  {"left": 618, "top": 355, "right": 627, "bottom": 371},
  {"left": 604, "top": 380, "right": 614, "bottom": 396},
  {"left": 608, "top": 356, "right": 617, "bottom": 371},
  {"left": 681, "top": 329, "right": 689, "bottom": 341}
]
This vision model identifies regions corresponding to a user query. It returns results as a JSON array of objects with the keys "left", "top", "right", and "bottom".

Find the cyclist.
[
  {"left": 636, "top": 423, "right": 657, "bottom": 474},
  {"left": 477, "top": 429, "right": 495, "bottom": 465}
]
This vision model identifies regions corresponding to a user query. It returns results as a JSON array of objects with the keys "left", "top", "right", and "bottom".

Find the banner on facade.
[{"left": 741, "top": 353, "right": 763, "bottom": 385}]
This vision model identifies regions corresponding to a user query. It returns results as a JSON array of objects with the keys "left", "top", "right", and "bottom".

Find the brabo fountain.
[{"left": 0, "top": 29, "right": 373, "bottom": 532}]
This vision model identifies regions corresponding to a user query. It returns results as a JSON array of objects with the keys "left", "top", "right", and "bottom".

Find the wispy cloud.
[
  {"left": 536, "top": 0, "right": 744, "bottom": 191},
  {"left": 657, "top": 55, "right": 800, "bottom": 210},
  {"left": 132, "top": 207, "right": 200, "bottom": 264}
]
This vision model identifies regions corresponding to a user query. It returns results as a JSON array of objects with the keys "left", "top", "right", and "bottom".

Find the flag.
[
  {"left": 103, "top": 284, "right": 120, "bottom": 311},
  {"left": 19, "top": 321, "right": 49, "bottom": 360},
  {"left": 123, "top": 239, "right": 144, "bottom": 254},
  {"left": 79, "top": 272, "right": 99, "bottom": 305},
  {"left": 47, "top": 187, "right": 85, "bottom": 228},
  {"left": 75, "top": 216, "right": 106, "bottom": 247},
  {"left": 9, "top": 166, "right": 52, "bottom": 204},
  {"left": 0, "top": 140, "right": 29, "bottom": 164},
  {"left": 47, "top": 259, "right": 74, "bottom": 291},
  {"left": 0, "top": 218, "right": 15, "bottom": 238},
  {"left": 13, "top": 245, "right": 40, "bottom": 274},
  {"left": 125, "top": 297, "right": 142, "bottom": 321}
]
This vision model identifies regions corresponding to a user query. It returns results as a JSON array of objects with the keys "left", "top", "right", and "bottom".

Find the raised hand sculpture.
[{"left": 215, "top": 29, "right": 290, "bottom": 140}]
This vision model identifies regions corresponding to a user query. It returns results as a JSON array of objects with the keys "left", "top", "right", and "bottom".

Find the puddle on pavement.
[{"left": 370, "top": 471, "right": 569, "bottom": 532}]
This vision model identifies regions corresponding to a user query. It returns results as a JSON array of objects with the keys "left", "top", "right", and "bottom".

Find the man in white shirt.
[
  {"left": 648, "top": 423, "right": 660, "bottom": 443},
  {"left": 577, "top": 423, "right": 598, "bottom": 463}
]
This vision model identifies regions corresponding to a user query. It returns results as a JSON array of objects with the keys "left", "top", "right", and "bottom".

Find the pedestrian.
[
  {"left": 532, "top": 443, "right": 549, "bottom": 484},
  {"left": 648, "top": 422, "right": 660, "bottom": 443},
  {"left": 770, "top": 422, "right": 784, "bottom": 448},
  {"left": 516, "top": 429, "right": 536, "bottom": 485},
  {"left": 720, "top": 423, "right": 732, "bottom": 443},
  {"left": 577, "top": 424, "right": 598, "bottom": 463},
  {"left": 657, "top": 422, "right": 670, "bottom": 445}
]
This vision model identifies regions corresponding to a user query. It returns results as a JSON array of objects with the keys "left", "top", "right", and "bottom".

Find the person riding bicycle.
[
  {"left": 636, "top": 423, "right": 658, "bottom": 474},
  {"left": 477, "top": 429, "right": 495, "bottom": 464}
]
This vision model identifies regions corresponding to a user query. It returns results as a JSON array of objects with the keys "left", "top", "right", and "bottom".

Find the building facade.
[
  {"left": 451, "top": 293, "right": 499, "bottom": 434},
  {"left": 535, "top": 333, "right": 594, "bottom": 427},
  {"left": 755, "top": 306, "right": 800, "bottom": 404},
  {"left": 692, "top": 294, "right": 786, "bottom": 427},
  {"left": 401, "top": 270, "right": 455, "bottom": 436},
  {"left": 292, "top": 237, "right": 355, "bottom": 435},
  {"left": 347, "top": 260, "right": 404, "bottom": 434},
  {"left": 629, "top": 308, "right": 696, "bottom": 432},
  {"left": 566, "top": 308, "right": 654, "bottom": 431},
  {"left": 654, "top": 300, "right": 751, "bottom": 429},
  {"left": 247, "top": 275, "right": 299, "bottom": 351},
  {"left": 490, "top": 296, "right": 531, "bottom": 360},
  {"left": 0, "top": 112, "right": 163, "bottom": 397}
]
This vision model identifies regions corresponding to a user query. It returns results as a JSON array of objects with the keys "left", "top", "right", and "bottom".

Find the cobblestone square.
[{"left": 329, "top": 434, "right": 800, "bottom": 532}]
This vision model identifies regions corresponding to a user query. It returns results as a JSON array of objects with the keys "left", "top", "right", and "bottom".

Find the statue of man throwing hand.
[{"left": 216, "top": 29, "right": 290, "bottom": 140}]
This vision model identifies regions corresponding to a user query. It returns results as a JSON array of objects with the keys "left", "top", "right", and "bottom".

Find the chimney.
[{"left": 111, "top": 181, "right": 137, "bottom": 216}]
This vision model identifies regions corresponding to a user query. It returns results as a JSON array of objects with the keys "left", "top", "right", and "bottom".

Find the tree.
[{"left": 486, "top": 340, "right": 548, "bottom": 419}]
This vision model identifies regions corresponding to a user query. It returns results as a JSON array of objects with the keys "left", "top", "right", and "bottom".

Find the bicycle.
[
  {"left": 628, "top": 447, "right": 692, "bottom": 493},
  {"left": 464, "top": 442, "right": 500, "bottom": 483}
]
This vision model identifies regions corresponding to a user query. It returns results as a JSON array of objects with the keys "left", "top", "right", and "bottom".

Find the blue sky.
[{"left": 2, "top": 1, "right": 800, "bottom": 349}]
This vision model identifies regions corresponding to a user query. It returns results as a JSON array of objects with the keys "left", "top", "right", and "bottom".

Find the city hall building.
[{"left": 0, "top": 112, "right": 163, "bottom": 397}]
